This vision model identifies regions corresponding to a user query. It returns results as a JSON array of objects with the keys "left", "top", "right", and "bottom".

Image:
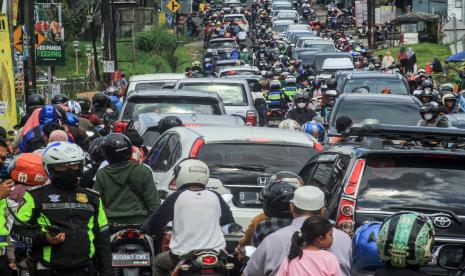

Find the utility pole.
[
  {"left": 102, "top": 0, "right": 117, "bottom": 86},
  {"left": 23, "top": 0, "right": 36, "bottom": 108},
  {"left": 367, "top": 0, "right": 375, "bottom": 49}
]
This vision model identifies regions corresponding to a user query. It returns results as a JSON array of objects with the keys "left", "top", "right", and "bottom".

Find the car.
[
  {"left": 213, "top": 60, "right": 245, "bottom": 76},
  {"left": 272, "top": 20, "right": 295, "bottom": 33},
  {"left": 292, "top": 47, "right": 321, "bottom": 60},
  {"left": 117, "top": 89, "right": 227, "bottom": 122},
  {"left": 273, "top": 10, "right": 300, "bottom": 23},
  {"left": 287, "top": 31, "right": 316, "bottom": 46},
  {"left": 272, "top": 4, "right": 295, "bottom": 13},
  {"left": 174, "top": 78, "right": 259, "bottom": 125},
  {"left": 217, "top": 65, "right": 261, "bottom": 78},
  {"left": 295, "top": 36, "right": 324, "bottom": 49},
  {"left": 339, "top": 71, "right": 410, "bottom": 95},
  {"left": 144, "top": 125, "right": 321, "bottom": 227},
  {"left": 207, "top": 38, "right": 238, "bottom": 52},
  {"left": 126, "top": 74, "right": 186, "bottom": 94},
  {"left": 297, "top": 50, "right": 324, "bottom": 66},
  {"left": 312, "top": 52, "right": 354, "bottom": 79},
  {"left": 285, "top": 24, "right": 311, "bottom": 34},
  {"left": 223, "top": 14, "right": 249, "bottom": 32},
  {"left": 127, "top": 112, "right": 245, "bottom": 147},
  {"left": 300, "top": 40, "right": 336, "bottom": 52},
  {"left": 327, "top": 94, "right": 422, "bottom": 135},
  {"left": 298, "top": 124, "right": 465, "bottom": 274}
]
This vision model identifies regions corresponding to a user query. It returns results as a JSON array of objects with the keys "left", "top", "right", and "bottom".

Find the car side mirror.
[
  {"left": 103, "top": 111, "right": 118, "bottom": 123},
  {"left": 438, "top": 244, "right": 465, "bottom": 271}
]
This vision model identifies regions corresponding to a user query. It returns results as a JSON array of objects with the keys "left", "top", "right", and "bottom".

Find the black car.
[
  {"left": 339, "top": 71, "right": 410, "bottom": 95},
  {"left": 328, "top": 94, "right": 422, "bottom": 135},
  {"left": 299, "top": 124, "right": 465, "bottom": 274}
]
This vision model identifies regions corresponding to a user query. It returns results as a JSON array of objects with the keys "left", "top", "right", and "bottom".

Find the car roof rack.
[{"left": 348, "top": 124, "right": 465, "bottom": 144}]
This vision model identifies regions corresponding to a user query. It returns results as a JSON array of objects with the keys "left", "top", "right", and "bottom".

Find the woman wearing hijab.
[
  {"left": 406, "top": 47, "right": 417, "bottom": 73},
  {"left": 382, "top": 51, "right": 394, "bottom": 69}
]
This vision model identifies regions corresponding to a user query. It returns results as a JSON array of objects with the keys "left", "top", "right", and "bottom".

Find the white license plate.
[{"left": 112, "top": 252, "right": 150, "bottom": 267}]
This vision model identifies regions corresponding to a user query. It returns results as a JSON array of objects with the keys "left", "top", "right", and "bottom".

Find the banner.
[
  {"left": 34, "top": 3, "right": 65, "bottom": 66},
  {"left": 0, "top": 4, "right": 18, "bottom": 130}
]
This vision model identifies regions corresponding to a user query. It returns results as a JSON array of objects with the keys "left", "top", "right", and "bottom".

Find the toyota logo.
[
  {"left": 433, "top": 216, "right": 452, "bottom": 229},
  {"left": 257, "top": 177, "right": 268, "bottom": 186}
]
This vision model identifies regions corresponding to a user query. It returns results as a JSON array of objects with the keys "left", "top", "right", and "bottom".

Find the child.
[{"left": 276, "top": 216, "right": 342, "bottom": 276}]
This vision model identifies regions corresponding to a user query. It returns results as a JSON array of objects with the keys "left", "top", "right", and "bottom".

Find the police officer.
[
  {"left": 266, "top": 80, "right": 290, "bottom": 110},
  {"left": 12, "top": 142, "right": 111, "bottom": 276},
  {"left": 0, "top": 138, "right": 13, "bottom": 275}
]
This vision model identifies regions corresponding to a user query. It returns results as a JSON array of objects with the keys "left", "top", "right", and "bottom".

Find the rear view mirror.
[
  {"left": 103, "top": 112, "right": 118, "bottom": 123},
  {"left": 437, "top": 244, "right": 465, "bottom": 271}
]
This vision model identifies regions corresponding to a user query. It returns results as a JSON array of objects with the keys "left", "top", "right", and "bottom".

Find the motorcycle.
[
  {"left": 111, "top": 227, "right": 155, "bottom": 276},
  {"left": 266, "top": 105, "right": 287, "bottom": 127},
  {"left": 171, "top": 249, "right": 234, "bottom": 275}
]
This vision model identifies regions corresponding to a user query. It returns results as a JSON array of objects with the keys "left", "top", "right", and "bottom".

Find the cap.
[{"left": 291, "top": 186, "right": 325, "bottom": 211}]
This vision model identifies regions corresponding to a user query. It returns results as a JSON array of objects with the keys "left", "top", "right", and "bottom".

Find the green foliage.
[
  {"left": 135, "top": 27, "right": 177, "bottom": 55},
  {"left": 375, "top": 43, "right": 450, "bottom": 69}
]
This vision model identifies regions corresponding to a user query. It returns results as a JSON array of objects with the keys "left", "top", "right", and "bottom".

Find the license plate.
[
  {"left": 239, "top": 191, "right": 260, "bottom": 205},
  {"left": 112, "top": 253, "right": 151, "bottom": 267},
  {"left": 268, "top": 120, "right": 281, "bottom": 126}
]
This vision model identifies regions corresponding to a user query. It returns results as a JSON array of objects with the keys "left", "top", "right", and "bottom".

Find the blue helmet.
[
  {"left": 352, "top": 223, "right": 383, "bottom": 271},
  {"left": 302, "top": 121, "right": 325, "bottom": 142},
  {"left": 65, "top": 112, "right": 80, "bottom": 127}
]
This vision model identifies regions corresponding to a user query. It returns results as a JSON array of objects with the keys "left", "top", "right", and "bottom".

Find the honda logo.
[
  {"left": 433, "top": 216, "right": 452, "bottom": 229},
  {"left": 257, "top": 177, "right": 268, "bottom": 186}
]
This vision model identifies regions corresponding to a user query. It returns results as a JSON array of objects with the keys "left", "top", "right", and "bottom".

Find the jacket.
[
  {"left": 94, "top": 161, "right": 160, "bottom": 224},
  {"left": 286, "top": 108, "right": 317, "bottom": 125},
  {"left": 11, "top": 184, "right": 111, "bottom": 274}
]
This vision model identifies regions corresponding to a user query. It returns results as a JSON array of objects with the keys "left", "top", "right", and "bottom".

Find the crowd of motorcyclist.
[{"left": 0, "top": 0, "right": 464, "bottom": 275}]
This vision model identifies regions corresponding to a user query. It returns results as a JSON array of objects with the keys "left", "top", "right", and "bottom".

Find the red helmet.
[{"left": 10, "top": 153, "right": 48, "bottom": 186}]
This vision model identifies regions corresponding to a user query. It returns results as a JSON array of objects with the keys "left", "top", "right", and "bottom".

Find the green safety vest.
[
  {"left": 283, "top": 87, "right": 298, "bottom": 98},
  {"left": 0, "top": 199, "right": 8, "bottom": 248}
]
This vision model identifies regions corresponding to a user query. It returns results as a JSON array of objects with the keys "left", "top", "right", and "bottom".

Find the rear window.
[
  {"left": 122, "top": 97, "right": 222, "bottom": 120},
  {"left": 273, "top": 24, "right": 290, "bottom": 33},
  {"left": 209, "top": 41, "right": 235, "bottom": 49},
  {"left": 224, "top": 16, "right": 245, "bottom": 22},
  {"left": 135, "top": 82, "right": 172, "bottom": 90},
  {"left": 198, "top": 143, "right": 316, "bottom": 173},
  {"left": 303, "top": 43, "right": 336, "bottom": 52},
  {"left": 343, "top": 77, "right": 408, "bottom": 94},
  {"left": 178, "top": 83, "right": 248, "bottom": 106},
  {"left": 357, "top": 155, "right": 465, "bottom": 214},
  {"left": 333, "top": 100, "right": 421, "bottom": 126}
]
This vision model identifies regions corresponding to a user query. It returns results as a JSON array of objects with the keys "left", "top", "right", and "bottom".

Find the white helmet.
[
  {"left": 65, "top": 101, "right": 82, "bottom": 116},
  {"left": 278, "top": 119, "right": 301, "bottom": 131},
  {"left": 42, "top": 142, "right": 85, "bottom": 175},
  {"left": 174, "top": 159, "right": 210, "bottom": 189}
]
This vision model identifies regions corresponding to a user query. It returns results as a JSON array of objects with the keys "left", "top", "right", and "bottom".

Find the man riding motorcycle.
[
  {"left": 265, "top": 80, "right": 290, "bottom": 110},
  {"left": 283, "top": 76, "right": 298, "bottom": 100},
  {"left": 286, "top": 92, "right": 317, "bottom": 125}
]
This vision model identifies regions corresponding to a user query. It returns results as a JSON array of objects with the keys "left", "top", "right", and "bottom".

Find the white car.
[
  {"left": 144, "top": 126, "right": 320, "bottom": 228},
  {"left": 223, "top": 14, "right": 249, "bottom": 32},
  {"left": 127, "top": 73, "right": 186, "bottom": 94}
]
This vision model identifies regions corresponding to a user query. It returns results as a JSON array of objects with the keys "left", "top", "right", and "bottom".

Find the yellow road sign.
[
  {"left": 13, "top": 27, "right": 23, "bottom": 53},
  {"left": 35, "top": 31, "right": 45, "bottom": 48},
  {"left": 166, "top": 0, "right": 181, "bottom": 13}
]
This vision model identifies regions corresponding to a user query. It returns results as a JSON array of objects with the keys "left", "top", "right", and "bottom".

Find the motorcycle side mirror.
[
  {"left": 244, "top": 246, "right": 257, "bottom": 257},
  {"left": 103, "top": 112, "right": 118, "bottom": 123},
  {"left": 438, "top": 244, "right": 465, "bottom": 271}
]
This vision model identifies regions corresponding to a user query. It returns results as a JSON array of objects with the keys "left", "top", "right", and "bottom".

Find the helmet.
[
  {"left": 352, "top": 223, "right": 383, "bottom": 270},
  {"left": 105, "top": 86, "right": 118, "bottom": 96},
  {"left": 293, "top": 91, "right": 310, "bottom": 103},
  {"left": 260, "top": 178, "right": 301, "bottom": 218},
  {"left": 76, "top": 97, "right": 91, "bottom": 114},
  {"left": 285, "top": 76, "right": 297, "bottom": 85},
  {"left": 278, "top": 119, "right": 300, "bottom": 130},
  {"left": 42, "top": 142, "right": 85, "bottom": 176},
  {"left": 440, "top": 83, "right": 454, "bottom": 93},
  {"left": 65, "top": 101, "right": 82, "bottom": 116},
  {"left": 267, "top": 171, "right": 303, "bottom": 187},
  {"left": 313, "top": 79, "right": 321, "bottom": 88},
  {"left": 270, "top": 80, "right": 281, "bottom": 90},
  {"left": 9, "top": 153, "right": 48, "bottom": 186},
  {"left": 27, "top": 94, "right": 45, "bottom": 111},
  {"left": 65, "top": 113, "right": 80, "bottom": 127},
  {"left": 302, "top": 121, "right": 325, "bottom": 142},
  {"left": 158, "top": 116, "right": 183, "bottom": 135},
  {"left": 192, "top": 60, "right": 201, "bottom": 68},
  {"left": 352, "top": 87, "right": 370, "bottom": 94},
  {"left": 442, "top": 93, "right": 456, "bottom": 106},
  {"left": 174, "top": 159, "right": 210, "bottom": 189},
  {"left": 421, "top": 79, "right": 434, "bottom": 89},
  {"left": 88, "top": 137, "right": 105, "bottom": 164},
  {"left": 420, "top": 103, "right": 437, "bottom": 114},
  {"left": 51, "top": 94, "right": 69, "bottom": 104},
  {"left": 101, "top": 133, "right": 133, "bottom": 164},
  {"left": 92, "top": 92, "right": 109, "bottom": 108},
  {"left": 377, "top": 212, "right": 434, "bottom": 268}
]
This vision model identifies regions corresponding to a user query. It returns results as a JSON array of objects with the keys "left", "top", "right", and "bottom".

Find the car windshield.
[
  {"left": 224, "top": 16, "right": 244, "bottom": 22},
  {"left": 178, "top": 83, "right": 247, "bottom": 106},
  {"left": 322, "top": 58, "right": 354, "bottom": 70},
  {"left": 122, "top": 97, "right": 222, "bottom": 120},
  {"left": 209, "top": 41, "right": 235, "bottom": 49},
  {"left": 343, "top": 78, "right": 409, "bottom": 94},
  {"left": 357, "top": 155, "right": 465, "bottom": 214},
  {"left": 199, "top": 143, "right": 316, "bottom": 173},
  {"left": 303, "top": 43, "right": 335, "bottom": 52},
  {"left": 220, "top": 70, "right": 258, "bottom": 77},
  {"left": 273, "top": 24, "right": 290, "bottom": 32},
  {"left": 277, "top": 13, "right": 297, "bottom": 19},
  {"left": 135, "top": 82, "right": 173, "bottom": 90},
  {"left": 333, "top": 100, "right": 421, "bottom": 126}
]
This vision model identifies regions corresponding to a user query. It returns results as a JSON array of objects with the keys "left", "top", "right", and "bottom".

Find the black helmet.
[
  {"left": 88, "top": 137, "right": 105, "bottom": 164},
  {"left": 260, "top": 178, "right": 301, "bottom": 218},
  {"left": 420, "top": 103, "right": 437, "bottom": 114},
  {"left": 92, "top": 92, "right": 109, "bottom": 108},
  {"left": 158, "top": 116, "right": 183, "bottom": 135},
  {"left": 293, "top": 91, "right": 309, "bottom": 103},
  {"left": 51, "top": 94, "right": 68, "bottom": 104},
  {"left": 421, "top": 79, "right": 433, "bottom": 89},
  {"left": 101, "top": 133, "right": 132, "bottom": 164},
  {"left": 267, "top": 171, "right": 303, "bottom": 186},
  {"left": 76, "top": 97, "right": 91, "bottom": 114},
  {"left": 27, "top": 94, "right": 45, "bottom": 113}
]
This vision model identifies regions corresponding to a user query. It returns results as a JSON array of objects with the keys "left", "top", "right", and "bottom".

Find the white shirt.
[{"left": 238, "top": 31, "right": 247, "bottom": 40}]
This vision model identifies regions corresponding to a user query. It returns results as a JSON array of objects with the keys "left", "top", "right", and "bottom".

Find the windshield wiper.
[
  {"left": 212, "top": 164, "right": 266, "bottom": 172},
  {"left": 384, "top": 205, "right": 462, "bottom": 224}
]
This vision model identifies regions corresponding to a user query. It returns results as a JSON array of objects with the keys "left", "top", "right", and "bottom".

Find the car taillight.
[
  {"left": 117, "top": 229, "right": 143, "bottom": 240},
  {"left": 201, "top": 255, "right": 218, "bottom": 265},
  {"left": 344, "top": 159, "right": 365, "bottom": 196},
  {"left": 189, "top": 138, "right": 205, "bottom": 158},
  {"left": 113, "top": 121, "right": 129, "bottom": 133},
  {"left": 314, "top": 142, "right": 324, "bottom": 152},
  {"left": 336, "top": 197, "right": 355, "bottom": 236},
  {"left": 246, "top": 110, "right": 258, "bottom": 126}
]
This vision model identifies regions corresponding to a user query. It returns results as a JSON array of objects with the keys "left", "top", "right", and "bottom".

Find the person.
[
  {"left": 76, "top": 97, "right": 102, "bottom": 126},
  {"left": 286, "top": 92, "right": 317, "bottom": 125},
  {"left": 244, "top": 186, "right": 352, "bottom": 276},
  {"left": 11, "top": 142, "right": 112, "bottom": 276},
  {"left": 104, "top": 86, "right": 123, "bottom": 113},
  {"left": 276, "top": 216, "right": 342, "bottom": 276},
  {"left": 329, "top": 116, "right": 353, "bottom": 145},
  {"left": 50, "top": 94, "right": 68, "bottom": 105},
  {"left": 266, "top": 80, "right": 290, "bottom": 110},
  {"left": 302, "top": 121, "right": 326, "bottom": 143},
  {"left": 18, "top": 94, "right": 45, "bottom": 128},
  {"left": 431, "top": 56, "right": 442, "bottom": 73},
  {"left": 65, "top": 101, "right": 93, "bottom": 132},
  {"left": 94, "top": 133, "right": 160, "bottom": 226},
  {"left": 142, "top": 159, "right": 235, "bottom": 276},
  {"left": 158, "top": 116, "right": 183, "bottom": 135},
  {"left": 398, "top": 47, "right": 408, "bottom": 73},
  {"left": 0, "top": 138, "right": 13, "bottom": 275},
  {"left": 417, "top": 103, "right": 438, "bottom": 127},
  {"left": 92, "top": 92, "right": 112, "bottom": 119},
  {"left": 375, "top": 212, "right": 434, "bottom": 276},
  {"left": 283, "top": 76, "right": 298, "bottom": 100},
  {"left": 406, "top": 47, "right": 416, "bottom": 73},
  {"left": 381, "top": 87, "right": 391, "bottom": 94},
  {"left": 278, "top": 119, "right": 301, "bottom": 131},
  {"left": 240, "top": 48, "right": 250, "bottom": 63},
  {"left": 442, "top": 93, "right": 458, "bottom": 114}
]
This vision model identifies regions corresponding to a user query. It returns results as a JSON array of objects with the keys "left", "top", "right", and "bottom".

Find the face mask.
[
  {"left": 424, "top": 113, "right": 433, "bottom": 120},
  {"left": 52, "top": 169, "right": 81, "bottom": 189},
  {"left": 297, "top": 103, "right": 307, "bottom": 109}
]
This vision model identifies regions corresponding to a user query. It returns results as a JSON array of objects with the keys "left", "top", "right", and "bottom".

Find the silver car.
[
  {"left": 174, "top": 78, "right": 259, "bottom": 126},
  {"left": 144, "top": 125, "right": 320, "bottom": 227}
]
